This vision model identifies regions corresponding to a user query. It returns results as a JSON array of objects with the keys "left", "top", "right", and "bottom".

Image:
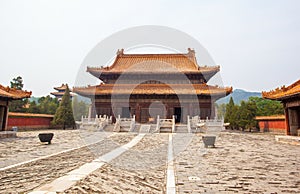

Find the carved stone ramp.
[
  {"left": 166, "top": 134, "right": 176, "bottom": 194},
  {"left": 140, "top": 124, "right": 151, "bottom": 133}
]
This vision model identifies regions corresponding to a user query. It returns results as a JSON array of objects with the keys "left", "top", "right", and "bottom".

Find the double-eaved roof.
[
  {"left": 51, "top": 84, "right": 74, "bottom": 98},
  {"left": 87, "top": 48, "right": 220, "bottom": 77},
  {"left": 262, "top": 79, "right": 300, "bottom": 100},
  {"left": 74, "top": 48, "right": 231, "bottom": 98},
  {"left": 0, "top": 84, "right": 31, "bottom": 100}
]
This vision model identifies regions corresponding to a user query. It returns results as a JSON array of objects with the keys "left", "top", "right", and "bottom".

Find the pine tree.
[
  {"left": 236, "top": 100, "right": 257, "bottom": 130},
  {"left": 224, "top": 97, "right": 237, "bottom": 129},
  {"left": 9, "top": 76, "right": 28, "bottom": 112},
  {"left": 10, "top": 76, "right": 24, "bottom": 89},
  {"left": 52, "top": 85, "right": 75, "bottom": 129}
]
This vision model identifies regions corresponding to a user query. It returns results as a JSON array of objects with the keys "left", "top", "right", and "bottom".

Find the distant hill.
[
  {"left": 216, "top": 89, "right": 261, "bottom": 105},
  {"left": 76, "top": 95, "right": 91, "bottom": 104}
]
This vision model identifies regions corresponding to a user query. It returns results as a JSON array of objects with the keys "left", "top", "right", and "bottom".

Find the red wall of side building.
[
  {"left": 7, "top": 116, "right": 53, "bottom": 130},
  {"left": 257, "top": 118, "right": 286, "bottom": 134}
]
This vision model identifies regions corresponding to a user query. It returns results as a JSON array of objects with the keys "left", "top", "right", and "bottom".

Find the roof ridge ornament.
[
  {"left": 116, "top": 48, "right": 124, "bottom": 56},
  {"left": 187, "top": 48, "right": 195, "bottom": 56}
]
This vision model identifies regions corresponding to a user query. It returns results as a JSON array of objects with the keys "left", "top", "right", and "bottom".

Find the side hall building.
[
  {"left": 263, "top": 79, "right": 300, "bottom": 136},
  {"left": 0, "top": 84, "right": 31, "bottom": 131}
]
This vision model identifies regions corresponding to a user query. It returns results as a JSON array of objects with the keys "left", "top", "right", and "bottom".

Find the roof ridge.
[{"left": 120, "top": 53, "right": 191, "bottom": 56}]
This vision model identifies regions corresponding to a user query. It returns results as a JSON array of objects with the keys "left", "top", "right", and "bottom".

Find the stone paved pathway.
[
  {"left": 0, "top": 131, "right": 135, "bottom": 193},
  {"left": 64, "top": 133, "right": 169, "bottom": 193}
]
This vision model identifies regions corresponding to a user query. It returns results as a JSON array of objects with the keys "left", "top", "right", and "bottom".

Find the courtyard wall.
[
  {"left": 7, "top": 112, "right": 54, "bottom": 130},
  {"left": 256, "top": 115, "right": 286, "bottom": 134}
]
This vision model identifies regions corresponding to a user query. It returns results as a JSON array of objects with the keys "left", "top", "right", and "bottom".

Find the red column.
[
  {"left": 4, "top": 100, "right": 9, "bottom": 131},
  {"left": 166, "top": 104, "right": 170, "bottom": 119},
  {"left": 284, "top": 106, "right": 290, "bottom": 135},
  {"left": 4, "top": 106, "right": 9, "bottom": 131},
  {"left": 135, "top": 103, "right": 140, "bottom": 123},
  {"left": 189, "top": 103, "right": 193, "bottom": 116}
]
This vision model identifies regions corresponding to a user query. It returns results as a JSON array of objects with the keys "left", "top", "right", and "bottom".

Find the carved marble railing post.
[
  {"left": 156, "top": 115, "right": 160, "bottom": 132},
  {"left": 88, "top": 104, "right": 92, "bottom": 122},
  {"left": 187, "top": 115, "right": 191, "bottom": 133},
  {"left": 172, "top": 115, "right": 175, "bottom": 133}
]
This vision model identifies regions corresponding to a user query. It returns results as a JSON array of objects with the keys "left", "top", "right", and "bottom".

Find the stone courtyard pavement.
[
  {"left": 0, "top": 129, "right": 300, "bottom": 193},
  {"left": 174, "top": 132, "right": 300, "bottom": 193}
]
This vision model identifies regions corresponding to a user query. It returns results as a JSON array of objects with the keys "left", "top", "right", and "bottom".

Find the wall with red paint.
[
  {"left": 7, "top": 116, "right": 53, "bottom": 130},
  {"left": 257, "top": 119, "right": 286, "bottom": 134}
]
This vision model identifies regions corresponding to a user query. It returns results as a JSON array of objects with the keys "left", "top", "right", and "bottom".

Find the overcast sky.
[{"left": 0, "top": 0, "right": 299, "bottom": 96}]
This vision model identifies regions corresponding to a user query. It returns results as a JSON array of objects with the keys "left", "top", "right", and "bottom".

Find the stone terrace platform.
[{"left": 0, "top": 129, "right": 299, "bottom": 193}]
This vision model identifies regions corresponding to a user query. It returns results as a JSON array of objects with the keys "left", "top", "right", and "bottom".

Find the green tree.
[
  {"left": 236, "top": 100, "right": 257, "bottom": 130},
  {"left": 248, "top": 97, "right": 283, "bottom": 116},
  {"left": 245, "top": 100, "right": 258, "bottom": 129},
  {"left": 224, "top": 97, "right": 238, "bottom": 129},
  {"left": 27, "top": 101, "right": 40, "bottom": 113},
  {"left": 10, "top": 76, "right": 24, "bottom": 89},
  {"left": 224, "top": 96, "right": 282, "bottom": 131},
  {"left": 52, "top": 85, "right": 75, "bottom": 129},
  {"left": 38, "top": 95, "right": 59, "bottom": 114},
  {"left": 216, "top": 103, "right": 226, "bottom": 119},
  {"left": 26, "top": 95, "right": 59, "bottom": 114},
  {"left": 9, "top": 76, "right": 28, "bottom": 112},
  {"left": 72, "top": 96, "right": 89, "bottom": 121}
]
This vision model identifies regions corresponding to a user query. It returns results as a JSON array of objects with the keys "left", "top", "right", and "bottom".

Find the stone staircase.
[
  {"left": 104, "top": 123, "right": 189, "bottom": 133},
  {"left": 104, "top": 125, "right": 115, "bottom": 132},
  {"left": 132, "top": 124, "right": 141, "bottom": 133},
  {"left": 175, "top": 125, "right": 188, "bottom": 133},
  {"left": 160, "top": 127, "right": 172, "bottom": 133}
]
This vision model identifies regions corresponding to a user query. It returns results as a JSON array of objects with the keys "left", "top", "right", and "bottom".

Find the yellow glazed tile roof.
[
  {"left": 255, "top": 115, "right": 285, "bottom": 120},
  {"left": 8, "top": 112, "right": 54, "bottom": 118},
  {"left": 87, "top": 48, "right": 220, "bottom": 74},
  {"left": 262, "top": 79, "right": 300, "bottom": 100},
  {"left": 0, "top": 84, "right": 31, "bottom": 99}
]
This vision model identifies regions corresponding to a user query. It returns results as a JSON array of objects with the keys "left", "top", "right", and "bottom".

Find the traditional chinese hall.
[{"left": 74, "top": 48, "right": 232, "bottom": 123}]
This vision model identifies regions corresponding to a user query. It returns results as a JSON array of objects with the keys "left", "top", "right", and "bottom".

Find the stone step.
[
  {"left": 104, "top": 125, "right": 114, "bottom": 132},
  {"left": 160, "top": 127, "right": 172, "bottom": 133},
  {"left": 176, "top": 126, "right": 188, "bottom": 133}
]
